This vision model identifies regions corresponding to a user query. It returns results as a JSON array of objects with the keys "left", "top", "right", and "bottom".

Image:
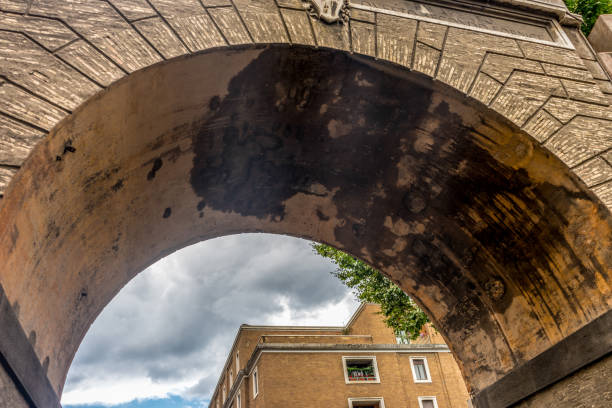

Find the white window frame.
[
  {"left": 222, "top": 384, "right": 226, "bottom": 402},
  {"left": 418, "top": 396, "right": 439, "bottom": 408},
  {"left": 236, "top": 390, "right": 241, "bottom": 408},
  {"left": 252, "top": 366, "right": 259, "bottom": 398},
  {"left": 410, "top": 356, "right": 432, "bottom": 383},
  {"left": 342, "top": 356, "right": 381, "bottom": 384},
  {"left": 348, "top": 397, "right": 385, "bottom": 408}
]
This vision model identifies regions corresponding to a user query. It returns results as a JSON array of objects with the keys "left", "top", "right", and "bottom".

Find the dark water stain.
[
  {"left": 190, "top": 48, "right": 433, "bottom": 221},
  {"left": 42, "top": 357, "right": 50, "bottom": 374},
  {"left": 187, "top": 47, "right": 610, "bottom": 380},
  {"left": 10, "top": 224, "right": 18, "bottom": 250},
  {"left": 28, "top": 330, "right": 36, "bottom": 346},
  {"left": 147, "top": 158, "right": 163, "bottom": 181},
  {"left": 111, "top": 179, "right": 124, "bottom": 192}
]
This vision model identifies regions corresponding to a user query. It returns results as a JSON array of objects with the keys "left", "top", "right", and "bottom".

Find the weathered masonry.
[{"left": 0, "top": 1, "right": 610, "bottom": 407}]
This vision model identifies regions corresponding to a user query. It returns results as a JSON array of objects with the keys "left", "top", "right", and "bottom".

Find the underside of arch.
[{"left": 0, "top": 45, "right": 610, "bottom": 403}]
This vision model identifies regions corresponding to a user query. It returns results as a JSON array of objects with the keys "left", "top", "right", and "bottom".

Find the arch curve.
[
  {"left": 0, "top": 46, "right": 610, "bottom": 403},
  {"left": 1, "top": 0, "right": 612, "bottom": 210}
]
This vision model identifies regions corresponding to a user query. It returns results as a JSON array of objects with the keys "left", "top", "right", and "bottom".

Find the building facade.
[{"left": 208, "top": 303, "right": 469, "bottom": 408}]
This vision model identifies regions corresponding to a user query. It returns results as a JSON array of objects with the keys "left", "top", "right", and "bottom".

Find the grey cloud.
[{"left": 64, "top": 234, "right": 355, "bottom": 399}]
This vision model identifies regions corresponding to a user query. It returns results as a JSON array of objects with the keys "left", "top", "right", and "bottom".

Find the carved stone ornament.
[{"left": 304, "top": 0, "right": 350, "bottom": 24}]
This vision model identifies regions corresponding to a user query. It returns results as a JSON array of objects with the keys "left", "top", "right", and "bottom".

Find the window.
[
  {"left": 222, "top": 384, "right": 226, "bottom": 402},
  {"left": 236, "top": 351, "right": 240, "bottom": 372},
  {"left": 348, "top": 397, "right": 385, "bottom": 408},
  {"left": 410, "top": 356, "right": 431, "bottom": 383},
  {"left": 418, "top": 396, "right": 438, "bottom": 408},
  {"left": 252, "top": 366, "right": 259, "bottom": 398},
  {"left": 230, "top": 369, "right": 233, "bottom": 382},
  {"left": 342, "top": 356, "right": 380, "bottom": 383},
  {"left": 236, "top": 391, "right": 241, "bottom": 408}
]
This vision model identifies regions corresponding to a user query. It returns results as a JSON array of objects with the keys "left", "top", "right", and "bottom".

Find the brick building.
[{"left": 208, "top": 303, "right": 469, "bottom": 408}]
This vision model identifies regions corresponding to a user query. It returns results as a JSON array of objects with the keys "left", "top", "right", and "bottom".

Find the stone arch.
[
  {"left": 0, "top": 0, "right": 611, "bottom": 208},
  {"left": 0, "top": 43, "right": 610, "bottom": 408}
]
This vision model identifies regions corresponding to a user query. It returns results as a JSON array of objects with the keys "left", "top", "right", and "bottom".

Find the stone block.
[
  {"left": 438, "top": 28, "right": 521, "bottom": 93},
  {"left": 588, "top": 14, "right": 612, "bottom": 53},
  {"left": 582, "top": 59, "right": 610, "bottom": 81},
  {"left": 351, "top": 21, "right": 376, "bottom": 57},
  {"left": 280, "top": 9, "right": 314, "bottom": 46},
  {"left": 0, "top": 31, "right": 100, "bottom": 110},
  {"left": 416, "top": 21, "right": 446, "bottom": 50},
  {"left": 209, "top": 8, "right": 252, "bottom": 46},
  {"left": 519, "top": 41, "right": 584, "bottom": 68},
  {"left": 492, "top": 71, "right": 565, "bottom": 126},
  {"left": 469, "top": 73, "right": 501, "bottom": 105},
  {"left": 522, "top": 109, "right": 562, "bottom": 142},
  {"left": 412, "top": 42, "right": 440, "bottom": 77},
  {"left": 233, "top": 0, "right": 290, "bottom": 44},
  {"left": 311, "top": 16, "right": 350, "bottom": 51},
  {"left": 544, "top": 116, "right": 612, "bottom": 167},
  {"left": 376, "top": 14, "right": 417, "bottom": 68},
  {"left": 0, "top": 83, "right": 67, "bottom": 131},
  {"left": 482, "top": 54, "right": 543, "bottom": 83},
  {"left": 134, "top": 17, "right": 189, "bottom": 59},
  {"left": 0, "top": 115, "right": 44, "bottom": 166},
  {"left": 561, "top": 79, "right": 609, "bottom": 104},
  {"left": 0, "top": 12, "right": 78, "bottom": 51},
  {"left": 598, "top": 52, "right": 612, "bottom": 77},
  {"left": 351, "top": 9, "right": 375, "bottom": 24},
  {"left": 573, "top": 156, "right": 612, "bottom": 186},
  {"left": 108, "top": 0, "right": 156, "bottom": 21},
  {"left": 56, "top": 40, "right": 125, "bottom": 87},
  {"left": 164, "top": 14, "right": 226, "bottom": 52},
  {"left": 563, "top": 27, "right": 595, "bottom": 60}
]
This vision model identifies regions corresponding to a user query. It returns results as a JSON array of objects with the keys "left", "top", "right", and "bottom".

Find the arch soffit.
[{"left": 0, "top": 44, "right": 610, "bottom": 400}]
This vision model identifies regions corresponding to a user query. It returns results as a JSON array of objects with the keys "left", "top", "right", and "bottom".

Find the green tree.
[
  {"left": 564, "top": 0, "right": 612, "bottom": 35},
  {"left": 312, "top": 243, "right": 430, "bottom": 341}
]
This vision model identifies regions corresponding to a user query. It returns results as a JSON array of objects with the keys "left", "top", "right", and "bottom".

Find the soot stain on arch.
[
  {"left": 190, "top": 48, "right": 434, "bottom": 220},
  {"left": 188, "top": 47, "right": 609, "bottom": 374}
]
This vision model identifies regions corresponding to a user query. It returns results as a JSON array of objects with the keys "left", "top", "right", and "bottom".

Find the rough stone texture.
[
  {"left": 588, "top": 14, "right": 612, "bottom": 53},
  {"left": 513, "top": 354, "right": 612, "bottom": 408},
  {"left": 588, "top": 15, "right": 612, "bottom": 78},
  {"left": 0, "top": 1, "right": 607, "bottom": 208}
]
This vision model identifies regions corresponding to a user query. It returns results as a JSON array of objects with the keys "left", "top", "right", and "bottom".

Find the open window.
[
  {"left": 410, "top": 356, "right": 432, "bottom": 383},
  {"left": 342, "top": 356, "right": 380, "bottom": 383},
  {"left": 348, "top": 397, "right": 385, "bottom": 408},
  {"left": 395, "top": 330, "right": 410, "bottom": 344},
  {"left": 418, "top": 396, "right": 438, "bottom": 408}
]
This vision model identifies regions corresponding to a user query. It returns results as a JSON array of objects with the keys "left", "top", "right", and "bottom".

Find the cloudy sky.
[{"left": 61, "top": 234, "right": 359, "bottom": 408}]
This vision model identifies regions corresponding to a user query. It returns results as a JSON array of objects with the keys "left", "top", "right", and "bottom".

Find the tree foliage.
[
  {"left": 564, "top": 0, "right": 612, "bottom": 35},
  {"left": 312, "top": 243, "right": 430, "bottom": 340}
]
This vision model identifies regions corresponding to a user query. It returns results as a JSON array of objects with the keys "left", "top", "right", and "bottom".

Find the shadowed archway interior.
[{"left": 0, "top": 46, "right": 610, "bottom": 405}]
